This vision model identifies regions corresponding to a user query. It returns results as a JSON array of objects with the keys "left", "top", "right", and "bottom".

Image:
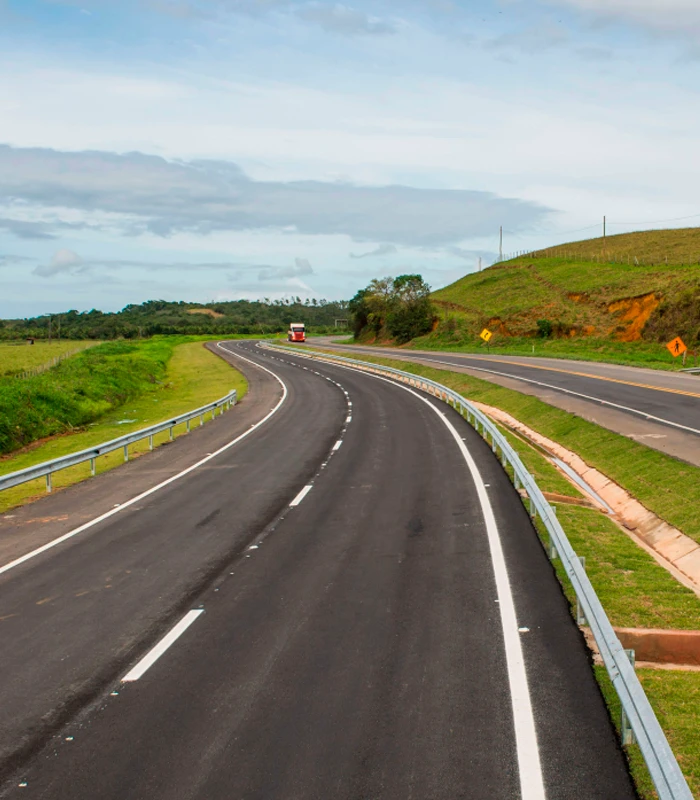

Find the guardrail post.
[
  {"left": 169, "top": 426, "right": 174, "bottom": 441},
  {"left": 90, "top": 458, "right": 96, "bottom": 476},
  {"left": 46, "top": 472, "right": 52, "bottom": 493},
  {"left": 200, "top": 413, "right": 204, "bottom": 427},
  {"left": 149, "top": 435, "right": 154, "bottom": 451},
  {"left": 576, "top": 557, "right": 588, "bottom": 625},
  {"left": 513, "top": 472, "right": 520, "bottom": 490},
  {"left": 186, "top": 419, "right": 191, "bottom": 433},
  {"left": 123, "top": 444, "right": 129, "bottom": 462},
  {"left": 621, "top": 650, "right": 636, "bottom": 746}
]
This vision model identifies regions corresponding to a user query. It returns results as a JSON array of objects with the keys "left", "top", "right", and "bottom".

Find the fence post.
[
  {"left": 576, "top": 556, "right": 588, "bottom": 625},
  {"left": 621, "top": 650, "right": 637, "bottom": 745}
]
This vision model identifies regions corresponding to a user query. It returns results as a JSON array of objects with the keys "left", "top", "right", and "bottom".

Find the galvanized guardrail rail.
[
  {"left": 0, "top": 389, "right": 237, "bottom": 494},
  {"left": 266, "top": 342, "right": 693, "bottom": 800}
]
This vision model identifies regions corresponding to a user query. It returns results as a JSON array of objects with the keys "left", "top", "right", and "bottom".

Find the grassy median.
[{"left": 0, "top": 339, "right": 246, "bottom": 513}]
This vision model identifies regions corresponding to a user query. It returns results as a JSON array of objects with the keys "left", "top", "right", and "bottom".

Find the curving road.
[
  {"left": 314, "top": 339, "right": 700, "bottom": 466},
  {"left": 0, "top": 341, "right": 636, "bottom": 799}
]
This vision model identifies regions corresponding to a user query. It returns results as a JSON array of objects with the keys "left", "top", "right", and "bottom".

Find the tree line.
[{"left": 0, "top": 298, "right": 350, "bottom": 340}]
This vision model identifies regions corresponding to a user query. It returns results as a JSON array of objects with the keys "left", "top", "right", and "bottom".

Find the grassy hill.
[{"left": 428, "top": 229, "right": 700, "bottom": 351}]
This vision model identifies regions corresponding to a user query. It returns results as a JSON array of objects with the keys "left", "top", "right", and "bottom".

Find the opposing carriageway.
[
  {"left": 0, "top": 341, "right": 640, "bottom": 798},
  {"left": 313, "top": 339, "right": 700, "bottom": 467}
]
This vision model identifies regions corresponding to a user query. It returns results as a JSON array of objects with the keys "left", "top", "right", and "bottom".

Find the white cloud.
[
  {"left": 33, "top": 248, "right": 85, "bottom": 277},
  {"left": 0, "top": 145, "right": 548, "bottom": 247}
]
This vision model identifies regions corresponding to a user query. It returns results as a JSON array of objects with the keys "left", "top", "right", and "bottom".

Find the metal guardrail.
[
  {"left": 0, "top": 390, "right": 237, "bottom": 494},
  {"left": 266, "top": 342, "right": 693, "bottom": 800}
]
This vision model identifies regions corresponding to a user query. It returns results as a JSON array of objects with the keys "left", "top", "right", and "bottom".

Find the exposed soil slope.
[{"left": 432, "top": 229, "right": 700, "bottom": 345}]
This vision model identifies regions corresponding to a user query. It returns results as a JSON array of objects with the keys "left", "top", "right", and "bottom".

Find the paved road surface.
[
  {"left": 0, "top": 342, "right": 636, "bottom": 799},
  {"left": 313, "top": 338, "right": 700, "bottom": 466}
]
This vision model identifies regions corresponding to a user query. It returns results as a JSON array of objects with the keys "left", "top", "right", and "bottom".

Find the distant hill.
[
  {"left": 430, "top": 229, "right": 700, "bottom": 346},
  {"left": 0, "top": 298, "right": 349, "bottom": 340}
]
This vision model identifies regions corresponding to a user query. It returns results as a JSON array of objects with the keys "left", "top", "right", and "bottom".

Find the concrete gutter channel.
[{"left": 473, "top": 400, "right": 700, "bottom": 670}]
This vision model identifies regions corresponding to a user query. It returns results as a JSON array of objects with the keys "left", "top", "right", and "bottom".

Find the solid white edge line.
[
  {"left": 332, "top": 440, "right": 343, "bottom": 451},
  {"left": 303, "top": 356, "right": 546, "bottom": 800},
  {"left": 289, "top": 484, "right": 313, "bottom": 507},
  {"left": 406, "top": 356, "right": 700, "bottom": 437},
  {"left": 0, "top": 343, "right": 288, "bottom": 578},
  {"left": 121, "top": 609, "right": 204, "bottom": 682}
]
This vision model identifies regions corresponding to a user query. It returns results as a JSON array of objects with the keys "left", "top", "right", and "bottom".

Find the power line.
[{"left": 608, "top": 212, "right": 700, "bottom": 226}]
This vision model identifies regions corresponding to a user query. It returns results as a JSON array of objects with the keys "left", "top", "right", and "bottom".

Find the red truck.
[{"left": 287, "top": 322, "right": 306, "bottom": 342}]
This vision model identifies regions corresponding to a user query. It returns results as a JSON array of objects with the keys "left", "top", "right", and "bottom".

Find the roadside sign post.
[{"left": 480, "top": 328, "right": 493, "bottom": 353}]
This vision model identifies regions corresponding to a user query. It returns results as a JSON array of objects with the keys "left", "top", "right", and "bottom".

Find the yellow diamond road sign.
[
  {"left": 666, "top": 336, "right": 687, "bottom": 358},
  {"left": 480, "top": 328, "right": 493, "bottom": 343}
]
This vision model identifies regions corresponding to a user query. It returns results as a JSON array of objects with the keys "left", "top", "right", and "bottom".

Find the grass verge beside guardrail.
[{"left": 0, "top": 340, "right": 246, "bottom": 513}]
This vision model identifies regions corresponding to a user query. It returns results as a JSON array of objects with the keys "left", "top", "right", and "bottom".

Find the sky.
[{"left": 2, "top": 0, "right": 700, "bottom": 317}]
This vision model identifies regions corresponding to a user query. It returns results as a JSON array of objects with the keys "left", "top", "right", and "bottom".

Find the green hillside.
[{"left": 429, "top": 229, "right": 700, "bottom": 349}]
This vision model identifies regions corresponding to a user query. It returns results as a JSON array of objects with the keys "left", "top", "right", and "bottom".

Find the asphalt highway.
[
  {"left": 314, "top": 338, "right": 700, "bottom": 466},
  {"left": 0, "top": 341, "right": 637, "bottom": 799}
]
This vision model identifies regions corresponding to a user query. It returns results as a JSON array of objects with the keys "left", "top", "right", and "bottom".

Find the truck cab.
[{"left": 288, "top": 323, "right": 306, "bottom": 342}]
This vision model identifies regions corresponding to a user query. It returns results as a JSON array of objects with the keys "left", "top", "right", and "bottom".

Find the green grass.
[
  {"left": 638, "top": 669, "right": 700, "bottom": 797},
  {"left": 406, "top": 334, "right": 690, "bottom": 371},
  {"left": 0, "top": 340, "right": 99, "bottom": 376},
  {"left": 0, "top": 339, "right": 177, "bottom": 455},
  {"left": 544, "top": 226, "right": 700, "bottom": 265},
  {"left": 547, "top": 506, "right": 700, "bottom": 630},
  {"left": 494, "top": 423, "right": 583, "bottom": 498},
  {"left": 594, "top": 665, "right": 660, "bottom": 800},
  {"left": 427, "top": 230, "right": 700, "bottom": 349},
  {"left": 596, "top": 665, "right": 700, "bottom": 800},
  {"left": 0, "top": 340, "right": 246, "bottom": 513}
]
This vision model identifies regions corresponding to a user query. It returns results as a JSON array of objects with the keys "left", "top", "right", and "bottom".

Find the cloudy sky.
[{"left": 2, "top": 0, "right": 700, "bottom": 317}]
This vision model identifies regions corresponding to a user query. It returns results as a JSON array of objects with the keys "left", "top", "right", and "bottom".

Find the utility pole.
[
  {"left": 499, "top": 226, "right": 503, "bottom": 262},
  {"left": 603, "top": 215, "right": 607, "bottom": 260},
  {"left": 478, "top": 257, "right": 482, "bottom": 272}
]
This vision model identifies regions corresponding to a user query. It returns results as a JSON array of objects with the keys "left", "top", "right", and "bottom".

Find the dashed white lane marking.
[
  {"left": 297, "top": 356, "right": 547, "bottom": 800},
  {"left": 121, "top": 609, "right": 204, "bottom": 683},
  {"left": 290, "top": 484, "right": 313, "bottom": 507},
  {"left": 332, "top": 440, "right": 343, "bottom": 451},
  {"left": 0, "top": 344, "right": 289, "bottom": 578}
]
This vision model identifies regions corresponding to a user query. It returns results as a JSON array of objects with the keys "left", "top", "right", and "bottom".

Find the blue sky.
[{"left": 2, "top": 0, "right": 700, "bottom": 316}]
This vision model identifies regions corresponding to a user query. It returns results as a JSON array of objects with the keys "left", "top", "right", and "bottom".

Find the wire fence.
[
  {"left": 495, "top": 249, "right": 700, "bottom": 267},
  {"left": 1, "top": 347, "right": 89, "bottom": 380}
]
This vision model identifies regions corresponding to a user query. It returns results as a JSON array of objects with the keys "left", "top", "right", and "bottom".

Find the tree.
[{"left": 349, "top": 274, "right": 435, "bottom": 343}]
